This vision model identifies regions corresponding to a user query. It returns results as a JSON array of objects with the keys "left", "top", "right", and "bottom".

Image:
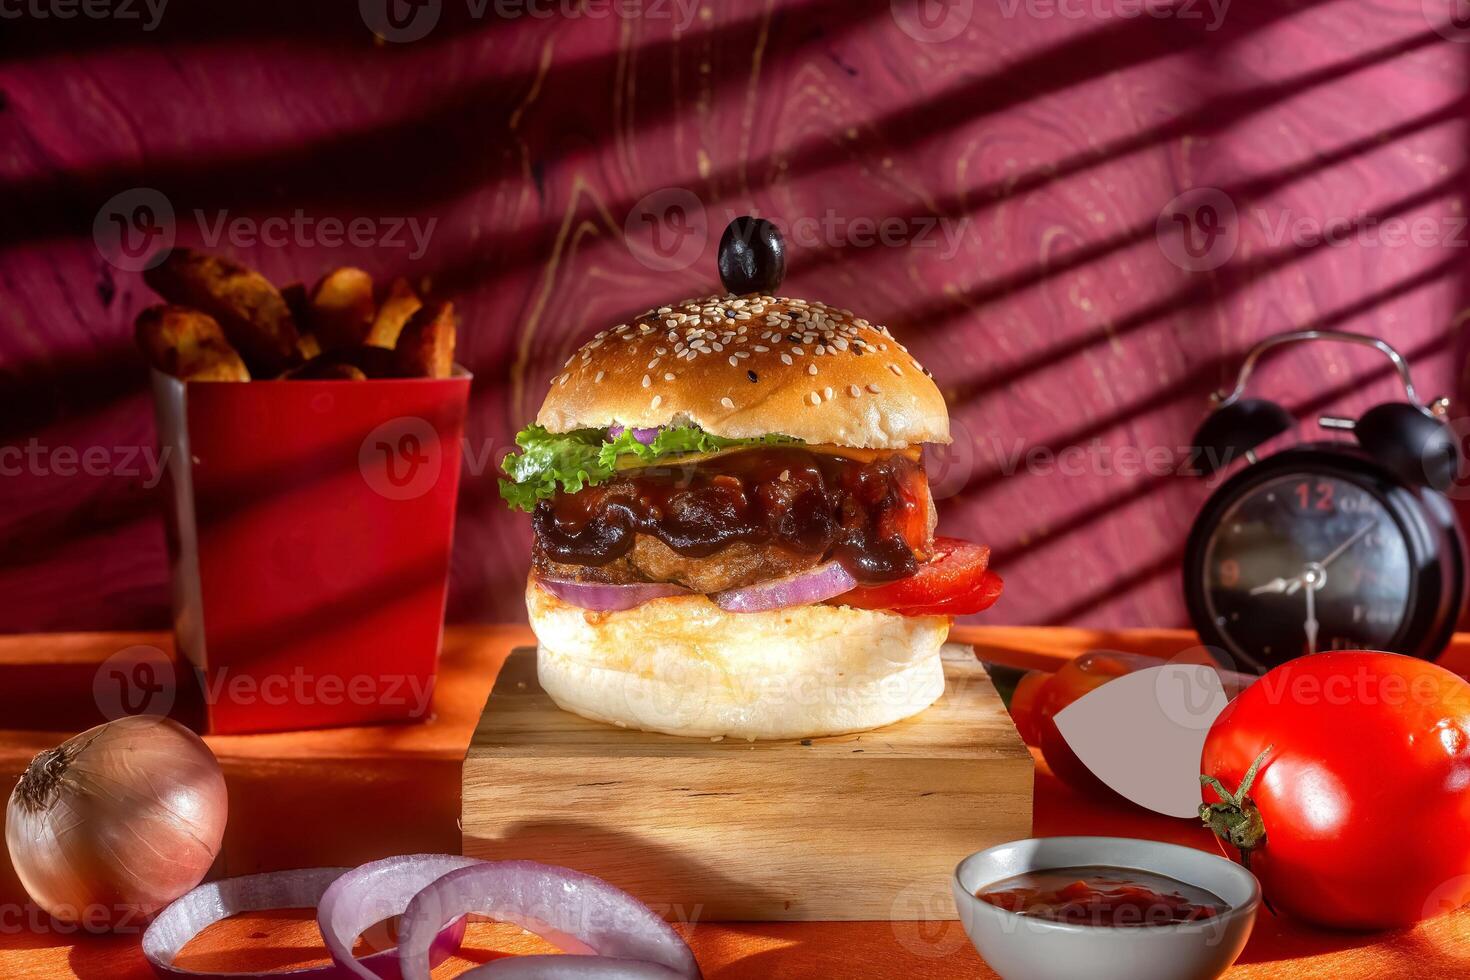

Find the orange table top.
[{"left": 2, "top": 625, "right": 1467, "bottom": 979}]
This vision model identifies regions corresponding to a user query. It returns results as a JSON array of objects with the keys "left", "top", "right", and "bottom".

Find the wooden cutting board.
[{"left": 462, "top": 644, "right": 1033, "bottom": 921}]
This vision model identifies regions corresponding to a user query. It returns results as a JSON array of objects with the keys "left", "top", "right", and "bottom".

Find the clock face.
[{"left": 1200, "top": 472, "right": 1414, "bottom": 669}]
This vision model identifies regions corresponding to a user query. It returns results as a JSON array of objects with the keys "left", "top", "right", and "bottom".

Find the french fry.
[
  {"left": 143, "top": 248, "right": 301, "bottom": 377},
  {"left": 308, "top": 267, "right": 376, "bottom": 350},
  {"left": 366, "top": 276, "right": 422, "bottom": 348},
  {"left": 134, "top": 305, "right": 250, "bottom": 382},
  {"left": 394, "top": 301, "right": 457, "bottom": 378}
]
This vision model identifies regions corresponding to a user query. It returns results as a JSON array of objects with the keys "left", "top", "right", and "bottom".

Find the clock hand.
[
  {"left": 1316, "top": 523, "right": 1374, "bottom": 570},
  {"left": 1248, "top": 526, "right": 1368, "bottom": 598},
  {"left": 1304, "top": 573, "right": 1319, "bottom": 655},
  {"left": 1250, "top": 576, "right": 1299, "bottom": 595}
]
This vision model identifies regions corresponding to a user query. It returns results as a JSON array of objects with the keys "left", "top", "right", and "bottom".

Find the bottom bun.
[{"left": 527, "top": 577, "right": 949, "bottom": 740}]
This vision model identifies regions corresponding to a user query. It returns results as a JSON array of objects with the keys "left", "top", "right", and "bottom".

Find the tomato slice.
[{"left": 833, "top": 537, "right": 1001, "bottom": 616}]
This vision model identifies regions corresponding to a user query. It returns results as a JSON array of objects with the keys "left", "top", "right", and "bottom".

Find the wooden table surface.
[{"left": 1, "top": 625, "right": 1467, "bottom": 979}]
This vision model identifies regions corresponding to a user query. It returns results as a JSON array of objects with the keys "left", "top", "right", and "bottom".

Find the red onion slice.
[
  {"left": 141, "top": 865, "right": 464, "bottom": 979},
  {"left": 713, "top": 561, "right": 857, "bottom": 613},
  {"left": 318, "top": 854, "right": 480, "bottom": 979},
  {"left": 458, "top": 957, "right": 692, "bottom": 979},
  {"left": 396, "top": 861, "right": 702, "bottom": 980},
  {"left": 538, "top": 577, "right": 690, "bottom": 612},
  {"left": 607, "top": 424, "right": 659, "bottom": 445}
]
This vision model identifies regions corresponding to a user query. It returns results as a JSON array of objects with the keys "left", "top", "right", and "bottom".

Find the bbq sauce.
[
  {"left": 532, "top": 448, "right": 928, "bottom": 584},
  {"left": 977, "top": 867, "right": 1229, "bottom": 927}
]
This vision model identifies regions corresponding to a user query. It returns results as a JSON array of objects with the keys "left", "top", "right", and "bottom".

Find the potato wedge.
[
  {"left": 394, "top": 301, "right": 456, "bottom": 378},
  {"left": 135, "top": 305, "right": 250, "bottom": 382},
  {"left": 280, "top": 282, "right": 321, "bottom": 360},
  {"left": 366, "top": 276, "right": 423, "bottom": 348},
  {"left": 286, "top": 359, "right": 369, "bottom": 380},
  {"left": 309, "top": 267, "right": 376, "bottom": 350},
  {"left": 284, "top": 345, "right": 404, "bottom": 380},
  {"left": 144, "top": 248, "right": 301, "bottom": 376}
]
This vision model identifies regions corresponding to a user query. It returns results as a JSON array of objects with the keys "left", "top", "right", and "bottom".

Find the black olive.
[{"left": 717, "top": 216, "right": 786, "bottom": 295}]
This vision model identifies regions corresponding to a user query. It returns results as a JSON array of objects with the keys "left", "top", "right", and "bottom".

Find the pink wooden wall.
[{"left": 1, "top": 1, "right": 1468, "bottom": 631}]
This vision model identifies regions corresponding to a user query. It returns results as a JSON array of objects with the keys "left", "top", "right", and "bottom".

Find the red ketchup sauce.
[
  {"left": 977, "top": 867, "right": 1229, "bottom": 927},
  {"left": 532, "top": 447, "right": 928, "bottom": 584}
]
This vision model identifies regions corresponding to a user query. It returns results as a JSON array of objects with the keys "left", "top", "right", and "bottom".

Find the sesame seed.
[
  {"left": 648, "top": 358, "right": 660, "bottom": 369},
  {"left": 652, "top": 394, "right": 663, "bottom": 408},
  {"left": 642, "top": 375, "right": 651, "bottom": 388},
  {"left": 781, "top": 354, "right": 793, "bottom": 366},
  {"left": 664, "top": 372, "right": 675, "bottom": 381},
  {"left": 889, "top": 363, "right": 903, "bottom": 376},
  {"left": 807, "top": 392, "right": 820, "bottom": 406},
  {"left": 807, "top": 364, "right": 818, "bottom": 376},
  {"left": 728, "top": 356, "right": 739, "bottom": 367},
  {"left": 721, "top": 397, "right": 735, "bottom": 409},
  {"left": 595, "top": 371, "right": 605, "bottom": 383},
  {"left": 867, "top": 383, "right": 882, "bottom": 394},
  {"left": 753, "top": 345, "right": 768, "bottom": 352},
  {"left": 824, "top": 386, "right": 833, "bottom": 401},
  {"left": 849, "top": 384, "right": 861, "bottom": 397},
  {"left": 791, "top": 347, "right": 804, "bottom": 356},
  {"left": 747, "top": 370, "right": 759, "bottom": 382}
]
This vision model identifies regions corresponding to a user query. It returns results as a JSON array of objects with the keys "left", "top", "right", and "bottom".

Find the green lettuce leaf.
[{"left": 498, "top": 424, "right": 799, "bottom": 511}]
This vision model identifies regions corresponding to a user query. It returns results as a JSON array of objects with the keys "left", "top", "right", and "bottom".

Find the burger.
[{"left": 499, "top": 223, "right": 1001, "bottom": 740}]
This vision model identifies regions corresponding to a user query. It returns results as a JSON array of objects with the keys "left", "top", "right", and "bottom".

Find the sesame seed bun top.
[{"left": 535, "top": 293, "right": 950, "bottom": 449}]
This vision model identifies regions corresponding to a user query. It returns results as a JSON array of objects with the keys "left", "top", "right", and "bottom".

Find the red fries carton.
[{"left": 151, "top": 370, "right": 470, "bottom": 734}]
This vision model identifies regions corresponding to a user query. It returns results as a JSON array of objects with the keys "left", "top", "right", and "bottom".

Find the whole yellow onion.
[{"left": 6, "top": 715, "right": 227, "bottom": 928}]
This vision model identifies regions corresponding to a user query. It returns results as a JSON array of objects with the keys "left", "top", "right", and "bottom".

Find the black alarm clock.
[{"left": 1183, "top": 330, "right": 1467, "bottom": 674}]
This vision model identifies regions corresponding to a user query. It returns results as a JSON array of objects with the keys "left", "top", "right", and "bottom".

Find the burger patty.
[
  {"left": 534, "top": 535, "right": 824, "bottom": 593},
  {"left": 532, "top": 447, "right": 936, "bottom": 589}
]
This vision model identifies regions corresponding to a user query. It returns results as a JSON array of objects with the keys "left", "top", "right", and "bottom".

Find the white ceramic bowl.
[{"left": 952, "top": 836, "right": 1260, "bottom": 980}]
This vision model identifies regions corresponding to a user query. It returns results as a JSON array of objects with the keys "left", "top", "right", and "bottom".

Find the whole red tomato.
[{"left": 1201, "top": 652, "right": 1470, "bottom": 930}]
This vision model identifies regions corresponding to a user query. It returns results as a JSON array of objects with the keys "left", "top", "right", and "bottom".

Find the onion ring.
[
  {"left": 141, "top": 865, "right": 464, "bottom": 979},
  {"left": 396, "top": 861, "right": 702, "bottom": 980},
  {"left": 317, "top": 854, "right": 480, "bottom": 979},
  {"left": 713, "top": 560, "right": 857, "bottom": 613},
  {"left": 457, "top": 957, "right": 692, "bottom": 979}
]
